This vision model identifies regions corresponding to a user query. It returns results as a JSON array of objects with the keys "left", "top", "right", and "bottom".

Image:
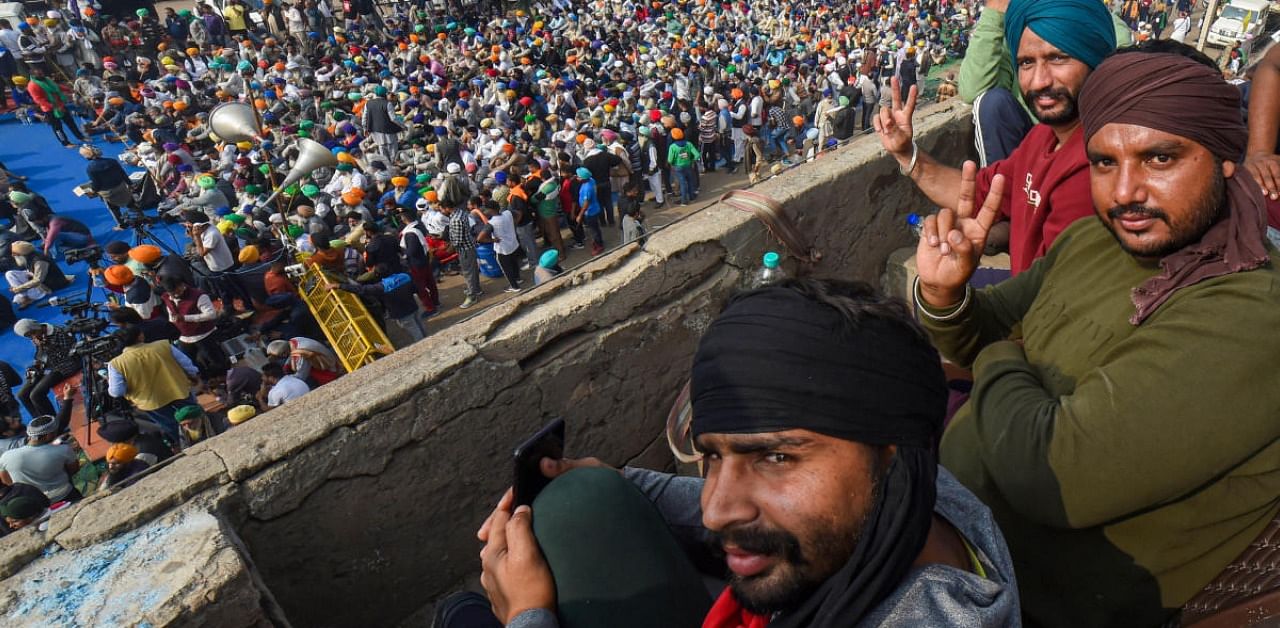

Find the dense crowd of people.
[
  {"left": 0, "top": 0, "right": 985, "bottom": 503},
  {"left": 0, "top": 0, "right": 1278, "bottom": 625}
]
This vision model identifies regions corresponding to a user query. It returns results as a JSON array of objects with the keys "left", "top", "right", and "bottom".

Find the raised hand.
[
  {"left": 915, "top": 161, "right": 1005, "bottom": 308},
  {"left": 874, "top": 76, "right": 918, "bottom": 162}
]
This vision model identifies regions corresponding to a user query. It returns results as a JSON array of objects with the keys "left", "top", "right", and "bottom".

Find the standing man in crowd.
[
  {"left": 79, "top": 145, "right": 135, "bottom": 228},
  {"left": 160, "top": 275, "right": 228, "bottom": 382},
  {"left": 25, "top": 66, "right": 85, "bottom": 148},
  {"left": 107, "top": 325, "right": 200, "bottom": 446},
  {"left": 361, "top": 85, "right": 403, "bottom": 164},
  {"left": 443, "top": 185, "right": 481, "bottom": 310}
]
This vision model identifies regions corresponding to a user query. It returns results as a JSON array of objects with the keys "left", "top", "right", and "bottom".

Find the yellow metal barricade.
[{"left": 296, "top": 263, "right": 395, "bottom": 372}]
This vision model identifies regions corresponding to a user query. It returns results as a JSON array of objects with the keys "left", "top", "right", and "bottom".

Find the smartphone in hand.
[{"left": 513, "top": 418, "right": 566, "bottom": 509}]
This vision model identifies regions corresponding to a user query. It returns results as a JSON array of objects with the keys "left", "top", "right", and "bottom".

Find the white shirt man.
[
  {"left": 1170, "top": 14, "right": 1192, "bottom": 43},
  {"left": 199, "top": 224, "right": 235, "bottom": 272},
  {"left": 267, "top": 374, "right": 310, "bottom": 407},
  {"left": 488, "top": 209, "right": 520, "bottom": 256},
  {"left": 0, "top": 417, "right": 78, "bottom": 502}
]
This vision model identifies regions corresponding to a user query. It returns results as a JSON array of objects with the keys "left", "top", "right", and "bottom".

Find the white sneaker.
[
  {"left": 459, "top": 297, "right": 477, "bottom": 309},
  {"left": 504, "top": 286, "right": 522, "bottom": 293}
]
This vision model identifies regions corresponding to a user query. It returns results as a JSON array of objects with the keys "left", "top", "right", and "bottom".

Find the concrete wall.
[{"left": 0, "top": 103, "right": 976, "bottom": 628}]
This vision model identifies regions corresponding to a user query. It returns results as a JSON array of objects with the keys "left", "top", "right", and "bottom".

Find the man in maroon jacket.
[{"left": 159, "top": 276, "right": 228, "bottom": 382}]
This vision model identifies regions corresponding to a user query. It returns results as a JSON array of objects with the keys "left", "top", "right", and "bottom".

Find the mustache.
[
  {"left": 1107, "top": 204, "right": 1169, "bottom": 222},
  {"left": 1025, "top": 87, "right": 1072, "bottom": 102},
  {"left": 711, "top": 525, "right": 807, "bottom": 566}
]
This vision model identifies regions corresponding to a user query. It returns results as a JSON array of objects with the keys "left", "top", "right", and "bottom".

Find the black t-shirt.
[
  {"left": 363, "top": 234, "right": 404, "bottom": 273},
  {"left": 582, "top": 152, "right": 623, "bottom": 189}
]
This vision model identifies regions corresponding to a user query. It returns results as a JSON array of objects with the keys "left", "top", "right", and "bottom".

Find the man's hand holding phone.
[
  {"left": 478, "top": 489, "right": 556, "bottom": 624},
  {"left": 476, "top": 444, "right": 614, "bottom": 622}
]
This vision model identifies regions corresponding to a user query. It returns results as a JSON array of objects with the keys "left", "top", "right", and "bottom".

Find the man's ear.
[{"left": 1223, "top": 160, "right": 1237, "bottom": 180}]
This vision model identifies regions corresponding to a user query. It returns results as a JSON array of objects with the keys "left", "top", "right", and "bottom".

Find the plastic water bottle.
[
  {"left": 906, "top": 213, "right": 924, "bottom": 239},
  {"left": 749, "top": 251, "right": 787, "bottom": 288}
]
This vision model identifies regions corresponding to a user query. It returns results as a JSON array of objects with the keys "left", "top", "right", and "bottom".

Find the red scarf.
[{"left": 703, "top": 588, "right": 770, "bottom": 628}]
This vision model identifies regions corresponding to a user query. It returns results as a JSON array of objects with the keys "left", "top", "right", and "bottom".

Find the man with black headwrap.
[
  {"left": 449, "top": 279, "right": 1020, "bottom": 628},
  {"left": 914, "top": 44, "right": 1280, "bottom": 628},
  {"left": 878, "top": 0, "right": 1116, "bottom": 275}
]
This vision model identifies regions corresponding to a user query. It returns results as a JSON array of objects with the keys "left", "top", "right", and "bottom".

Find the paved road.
[{"left": 420, "top": 162, "right": 757, "bottom": 336}]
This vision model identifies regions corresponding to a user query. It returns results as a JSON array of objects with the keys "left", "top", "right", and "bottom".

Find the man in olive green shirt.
[{"left": 913, "top": 50, "right": 1280, "bottom": 627}]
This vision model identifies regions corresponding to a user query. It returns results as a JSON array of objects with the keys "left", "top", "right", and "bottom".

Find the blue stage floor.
[{"left": 0, "top": 115, "right": 190, "bottom": 421}]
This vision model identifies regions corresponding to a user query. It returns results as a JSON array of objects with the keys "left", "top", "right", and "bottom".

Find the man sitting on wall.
[
  {"left": 437, "top": 279, "right": 1020, "bottom": 628},
  {"left": 913, "top": 46, "right": 1280, "bottom": 627},
  {"left": 877, "top": 0, "right": 1117, "bottom": 274}
]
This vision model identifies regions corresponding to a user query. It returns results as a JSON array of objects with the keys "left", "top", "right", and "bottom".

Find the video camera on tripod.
[
  {"left": 50, "top": 297, "right": 129, "bottom": 425},
  {"left": 64, "top": 245, "right": 104, "bottom": 267},
  {"left": 53, "top": 298, "right": 121, "bottom": 360},
  {"left": 118, "top": 214, "right": 159, "bottom": 230}
]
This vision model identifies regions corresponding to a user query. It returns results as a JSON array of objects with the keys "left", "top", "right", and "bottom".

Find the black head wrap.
[
  {"left": 690, "top": 283, "right": 947, "bottom": 627},
  {"left": 226, "top": 366, "right": 263, "bottom": 398},
  {"left": 97, "top": 419, "right": 139, "bottom": 443},
  {"left": 1079, "top": 51, "right": 1269, "bottom": 325}
]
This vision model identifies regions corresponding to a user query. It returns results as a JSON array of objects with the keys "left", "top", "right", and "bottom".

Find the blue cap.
[{"left": 763, "top": 252, "right": 780, "bottom": 269}]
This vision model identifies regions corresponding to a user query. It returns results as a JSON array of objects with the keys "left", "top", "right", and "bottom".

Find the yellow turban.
[{"left": 227, "top": 405, "right": 257, "bottom": 425}]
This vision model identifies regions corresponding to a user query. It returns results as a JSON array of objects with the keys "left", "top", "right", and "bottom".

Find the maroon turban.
[{"left": 1079, "top": 51, "right": 1268, "bottom": 325}]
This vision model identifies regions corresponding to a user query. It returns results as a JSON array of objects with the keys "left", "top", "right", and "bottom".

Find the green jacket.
[
  {"left": 958, "top": 7, "right": 1134, "bottom": 115},
  {"left": 666, "top": 141, "right": 700, "bottom": 169},
  {"left": 920, "top": 219, "right": 1280, "bottom": 628}
]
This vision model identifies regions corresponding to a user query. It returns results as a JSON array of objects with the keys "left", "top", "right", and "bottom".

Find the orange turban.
[
  {"left": 106, "top": 443, "right": 139, "bottom": 464},
  {"left": 103, "top": 265, "right": 134, "bottom": 286},
  {"left": 128, "top": 244, "right": 163, "bottom": 265}
]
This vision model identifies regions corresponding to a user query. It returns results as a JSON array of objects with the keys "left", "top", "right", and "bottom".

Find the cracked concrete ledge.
[{"left": 0, "top": 103, "right": 976, "bottom": 625}]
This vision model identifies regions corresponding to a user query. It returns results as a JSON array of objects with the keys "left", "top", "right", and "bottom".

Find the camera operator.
[
  {"left": 6, "top": 241, "right": 72, "bottom": 309},
  {"left": 78, "top": 145, "right": 135, "bottom": 228},
  {"left": 13, "top": 319, "right": 78, "bottom": 418},
  {"left": 29, "top": 213, "right": 93, "bottom": 261},
  {"left": 158, "top": 275, "right": 229, "bottom": 382},
  {"left": 106, "top": 324, "right": 199, "bottom": 446}
]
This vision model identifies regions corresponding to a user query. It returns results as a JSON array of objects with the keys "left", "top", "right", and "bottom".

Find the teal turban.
[{"left": 1005, "top": 0, "right": 1116, "bottom": 71}]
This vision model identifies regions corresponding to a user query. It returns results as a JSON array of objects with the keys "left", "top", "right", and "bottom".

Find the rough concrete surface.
[
  {"left": 0, "top": 503, "right": 277, "bottom": 627},
  {"left": 0, "top": 103, "right": 977, "bottom": 627}
]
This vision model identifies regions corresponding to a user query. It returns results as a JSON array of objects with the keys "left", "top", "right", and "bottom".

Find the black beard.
[
  {"left": 711, "top": 474, "right": 882, "bottom": 616},
  {"left": 1024, "top": 87, "right": 1079, "bottom": 125},
  {"left": 1101, "top": 162, "right": 1226, "bottom": 258}
]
